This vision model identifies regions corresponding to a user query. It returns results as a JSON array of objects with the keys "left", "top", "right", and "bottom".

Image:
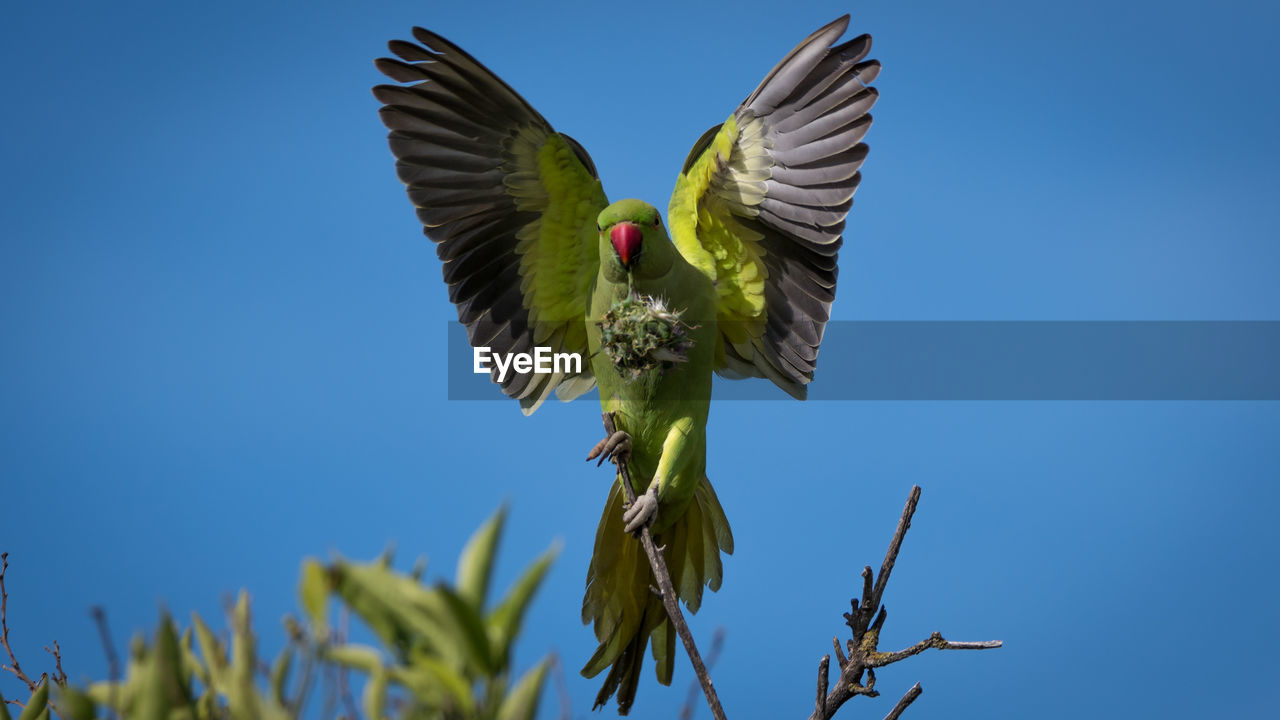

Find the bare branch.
[
  {"left": 814, "top": 655, "right": 829, "bottom": 719},
  {"left": 831, "top": 637, "right": 847, "bottom": 670},
  {"left": 1, "top": 553, "right": 37, "bottom": 692},
  {"left": 806, "top": 487, "right": 1002, "bottom": 720},
  {"left": 90, "top": 606, "right": 121, "bottom": 720},
  {"left": 42, "top": 642, "right": 67, "bottom": 687},
  {"left": 602, "top": 412, "right": 727, "bottom": 720},
  {"left": 679, "top": 627, "right": 726, "bottom": 720},
  {"left": 882, "top": 683, "right": 922, "bottom": 720},
  {"left": 868, "top": 633, "right": 1003, "bottom": 668}
]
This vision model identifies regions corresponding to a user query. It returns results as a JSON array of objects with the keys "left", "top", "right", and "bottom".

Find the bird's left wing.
[
  {"left": 374, "top": 28, "right": 608, "bottom": 413},
  {"left": 667, "top": 16, "right": 879, "bottom": 398}
]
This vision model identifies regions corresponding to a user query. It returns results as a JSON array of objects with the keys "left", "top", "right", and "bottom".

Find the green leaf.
[
  {"left": 363, "top": 665, "right": 389, "bottom": 720},
  {"left": 269, "top": 644, "right": 294, "bottom": 706},
  {"left": 487, "top": 543, "right": 558, "bottom": 666},
  {"left": 496, "top": 659, "right": 550, "bottom": 720},
  {"left": 435, "top": 584, "right": 496, "bottom": 676},
  {"left": 329, "top": 561, "right": 414, "bottom": 658},
  {"left": 298, "top": 558, "right": 330, "bottom": 636},
  {"left": 153, "top": 613, "right": 196, "bottom": 714},
  {"left": 334, "top": 560, "right": 471, "bottom": 670},
  {"left": 190, "top": 612, "right": 228, "bottom": 692},
  {"left": 392, "top": 657, "right": 476, "bottom": 715},
  {"left": 179, "top": 627, "right": 211, "bottom": 689},
  {"left": 322, "top": 644, "right": 383, "bottom": 673},
  {"left": 227, "top": 591, "right": 260, "bottom": 719},
  {"left": 456, "top": 505, "right": 506, "bottom": 608},
  {"left": 0, "top": 687, "right": 11, "bottom": 720},
  {"left": 55, "top": 685, "right": 96, "bottom": 720}
]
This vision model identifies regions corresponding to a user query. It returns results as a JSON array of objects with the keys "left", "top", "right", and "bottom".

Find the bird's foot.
[
  {"left": 586, "top": 430, "right": 632, "bottom": 467},
  {"left": 622, "top": 484, "right": 659, "bottom": 535}
]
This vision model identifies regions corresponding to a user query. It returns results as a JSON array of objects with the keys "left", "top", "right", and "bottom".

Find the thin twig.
[
  {"left": 679, "top": 627, "right": 726, "bottom": 720},
  {"left": 807, "top": 487, "right": 1002, "bottom": 720},
  {"left": 868, "top": 633, "right": 1002, "bottom": 668},
  {"left": 550, "top": 652, "right": 573, "bottom": 720},
  {"left": 90, "top": 606, "right": 121, "bottom": 720},
  {"left": 882, "top": 683, "right": 922, "bottom": 720},
  {"left": 0, "top": 553, "right": 37, "bottom": 691},
  {"left": 43, "top": 642, "right": 67, "bottom": 686},
  {"left": 602, "top": 412, "right": 728, "bottom": 720}
]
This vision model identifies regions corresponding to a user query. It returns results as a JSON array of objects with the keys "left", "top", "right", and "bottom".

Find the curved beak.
[{"left": 609, "top": 222, "right": 643, "bottom": 269}]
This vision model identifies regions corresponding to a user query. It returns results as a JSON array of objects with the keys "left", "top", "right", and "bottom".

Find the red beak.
[{"left": 609, "top": 222, "right": 643, "bottom": 269}]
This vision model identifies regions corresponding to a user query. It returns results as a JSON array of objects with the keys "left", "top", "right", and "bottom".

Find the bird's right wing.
[{"left": 667, "top": 16, "right": 879, "bottom": 398}]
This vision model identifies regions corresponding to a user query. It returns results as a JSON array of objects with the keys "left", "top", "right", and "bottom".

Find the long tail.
[{"left": 580, "top": 476, "right": 734, "bottom": 715}]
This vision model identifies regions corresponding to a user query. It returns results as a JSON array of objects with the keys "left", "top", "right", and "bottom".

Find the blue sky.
[{"left": 2, "top": 1, "right": 1278, "bottom": 718}]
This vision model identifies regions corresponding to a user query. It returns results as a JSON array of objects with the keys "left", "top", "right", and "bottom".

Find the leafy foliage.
[{"left": 5, "top": 507, "right": 555, "bottom": 720}]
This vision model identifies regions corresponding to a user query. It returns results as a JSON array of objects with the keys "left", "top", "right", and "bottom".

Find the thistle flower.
[{"left": 598, "top": 292, "right": 696, "bottom": 381}]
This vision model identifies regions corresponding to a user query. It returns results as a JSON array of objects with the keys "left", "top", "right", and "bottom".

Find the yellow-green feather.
[
  {"left": 668, "top": 115, "right": 772, "bottom": 360},
  {"left": 508, "top": 132, "right": 607, "bottom": 346}
]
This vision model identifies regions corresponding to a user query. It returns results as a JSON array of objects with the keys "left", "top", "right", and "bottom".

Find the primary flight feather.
[{"left": 373, "top": 15, "right": 878, "bottom": 714}]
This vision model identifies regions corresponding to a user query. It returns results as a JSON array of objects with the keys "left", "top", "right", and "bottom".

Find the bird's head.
[{"left": 597, "top": 199, "right": 674, "bottom": 281}]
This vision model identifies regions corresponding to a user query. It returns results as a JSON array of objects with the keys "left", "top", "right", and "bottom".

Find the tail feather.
[{"left": 581, "top": 476, "right": 734, "bottom": 714}]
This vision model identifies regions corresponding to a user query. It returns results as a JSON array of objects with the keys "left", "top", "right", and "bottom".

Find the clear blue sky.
[{"left": 3, "top": 1, "right": 1278, "bottom": 717}]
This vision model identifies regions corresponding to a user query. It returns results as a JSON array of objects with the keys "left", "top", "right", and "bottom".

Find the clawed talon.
[
  {"left": 622, "top": 484, "right": 659, "bottom": 534},
  {"left": 586, "top": 430, "right": 632, "bottom": 467}
]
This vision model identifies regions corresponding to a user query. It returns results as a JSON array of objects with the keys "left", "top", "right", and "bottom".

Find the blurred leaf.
[
  {"left": 487, "top": 543, "right": 558, "bottom": 666},
  {"left": 323, "top": 644, "right": 383, "bottom": 673},
  {"left": 55, "top": 685, "right": 95, "bottom": 720},
  {"left": 180, "top": 627, "right": 211, "bottom": 689},
  {"left": 457, "top": 505, "right": 506, "bottom": 608},
  {"left": 228, "top": 591, "right": 259, "bottom": 719},
  {"left": 330, "top": 562, "right": 414, "bottom": 658},
  {"left": 363, "top": 664, "right": 389, "bottom": 720},
  {"left": 435, "top": 584, "right": 496, "bottom": 675},
  {"left": 153, "top": 613, "right": 196, "bottom": 716},
  {"left": 335, "top": 561, "right": 473, "bottom": 670},
  {"left": 134, "top": 633, "right": 171, "bottom": 720},
  {"left": 191, "top": 612, "right": 228, "bottom": 693},
  {"left": 0, "top": 688, "right": 10, "bottom": 720},
  {"left": 269, "top": 643, "right": 294, "bottom": 706},
  {"left": 395, "top": 657, "right": 475, "bottom": 716},
  {"left": 410, "top": 555, "right": 428, "bottom": 582},
  {"left": 496, "top": 659, "right": 549, "bottom": 720},
  {"left": 298, "top": 559, "right": 330, "bottom": 636}
]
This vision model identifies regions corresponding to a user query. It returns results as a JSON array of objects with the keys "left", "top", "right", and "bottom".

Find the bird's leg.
[
  {"left": 623, "top": 483, "right": 659, "bottom": 534},
  {"left": 585, "top": 430, "right": 632, "bottom": 467}
]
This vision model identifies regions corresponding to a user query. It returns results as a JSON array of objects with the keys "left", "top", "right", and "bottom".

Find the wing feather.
[
  {"left": 668, "top": 16, "right": 878, "bottom": 397},
  {"left": 375, "top": 28, "right": 609, "bottom": 413}
]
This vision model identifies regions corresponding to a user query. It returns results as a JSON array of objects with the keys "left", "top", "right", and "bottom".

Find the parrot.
[{"left": 373, "top": 15, "right": 878, "bottom": 714}]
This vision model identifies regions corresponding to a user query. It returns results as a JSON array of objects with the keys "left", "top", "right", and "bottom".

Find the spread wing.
[
  {"left": 374, "top": 28, "right": 608, "bottom": 413},
  {"left": 666, "top": 16, "right": 879, "bottom": 398}
]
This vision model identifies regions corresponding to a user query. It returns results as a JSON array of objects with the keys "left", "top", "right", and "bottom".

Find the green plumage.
[
  {"left": 579, "top": 200, "right": 734, "bottom": 713},
  {"left": 374, "top": 16, "right": 877, "bottom": 715}
]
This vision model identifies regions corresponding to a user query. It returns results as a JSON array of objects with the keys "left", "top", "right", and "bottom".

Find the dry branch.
[
  {"left": 806, "top": 486, "right": 1003, "bottom": 720},
  {"left": 0, "top": 552, "right": 37, "bottom": 692}
]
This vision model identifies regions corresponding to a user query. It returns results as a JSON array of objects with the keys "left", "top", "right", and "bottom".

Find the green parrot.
[{"left": 373, "top": 15, "right": 878, "bottom": 714}]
